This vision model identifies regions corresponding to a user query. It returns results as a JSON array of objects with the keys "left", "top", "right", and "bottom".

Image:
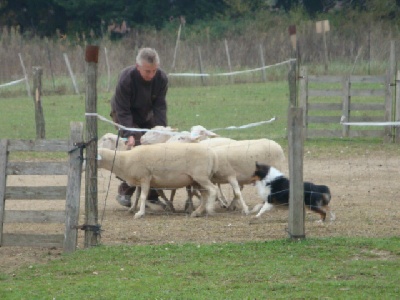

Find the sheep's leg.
[
  {"left": 191, "top": 180, "right": 217, "bottom": 217},
  {"left": 132, "top": 182, "right": 150, "bottom": 219},
  {"left": 185, "top": 184, "right": 203, "bottom": 213},
  {"left": 216, "top": 183, "right": 229, "bottom": 208},
  {"left": 131, "top": 186, "right": 140, "bottom": 212},
  {"left": 184, "top": 185, "right": 195, "bottom": 214},
  {"left": 227, "top": 184, "right": 245, "bottom": 211},
  {"left": 227, "top": 177, "right": 249, "bottom": 215},
  {"left": 169, "top": 189, "right": 176, "bottom": 202},
  {"left": 156, "top": 189, "right": 175, "bottom": 212}
]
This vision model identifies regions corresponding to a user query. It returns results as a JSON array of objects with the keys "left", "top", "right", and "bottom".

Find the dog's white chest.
[{"left": 255, "top": 180, "right": 270, "bottom": 201}]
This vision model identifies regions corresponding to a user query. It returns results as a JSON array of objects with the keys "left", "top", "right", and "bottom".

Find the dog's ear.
[{"left": 255, "top": 161, "right": 260, "bottom": 170}]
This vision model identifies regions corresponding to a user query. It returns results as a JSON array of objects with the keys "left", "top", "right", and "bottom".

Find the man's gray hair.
[{"left": 136, "top": 48, "right": 160, "bottom": 66}]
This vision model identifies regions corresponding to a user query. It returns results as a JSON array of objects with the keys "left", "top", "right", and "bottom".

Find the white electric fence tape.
[
  {"left": 0, "top": 78, "right": 26, "bottom": 89},
  {"left": 85, "top": 113, "right": 276, "bottom": 134},
  {"left": 169, "top": 59, "right": 296, "bottom": 77}
]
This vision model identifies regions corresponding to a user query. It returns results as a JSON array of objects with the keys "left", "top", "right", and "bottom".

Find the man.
[{"left": 110, "top": 48, "right": 168, "bottom": 207}]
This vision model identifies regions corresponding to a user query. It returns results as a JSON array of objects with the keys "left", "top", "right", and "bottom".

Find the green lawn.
[{"left": 1, "top": 238, "right": 399, "bottom": 299}]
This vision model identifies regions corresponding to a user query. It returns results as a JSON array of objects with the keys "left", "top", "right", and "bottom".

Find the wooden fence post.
[
  {"left": 396, "top": 70, "right": 400, "bottom": 143},
  {"left": 0, "top": 139, "right": 8, "bottom": 245},
  {"left": 32, "top": 67, "right": 46, "bottom": 139},
  {"left": 385, "top": 40, "right": 396, "bottom": 142},
  {"left": 287, "top": 58, "right": 305, "bottom": 239},
  {"left": 197, "top": 46, "right": 206, "bottom": 86},
  {"left": 64, "top": 122, "right": 84, "bottom": 253},
  {"left": 259, "top": 44, "right": 267, "bottom": 83},
  {"left": 224, "top": 39, "right": 233, "bottom": 84},
  {"left": 288, "top": 107, "right": 305, "bottom": 239},
  {"left": 104, "top": 47, "right": 111, "bottom": 92},
  {"left": 341, "top": 75, "right": 350, "bottom": 137},
  {"left": 63, "top": 53, "right": 80, "bottom": 95},
  {"left": 299, "top": 66, "right": 308, "bottom": 138},
  {"left": 84, "top": 45, "right": 99, "bottom": 248},
  {"left": 18, "top": 53, "right": 31, "bottom": 98},
  {"left": 171, "top": 24, "right": 182, "bottom": 71},
  {"left": 288, "top": 60, "right": 297, "bottom": 107}
]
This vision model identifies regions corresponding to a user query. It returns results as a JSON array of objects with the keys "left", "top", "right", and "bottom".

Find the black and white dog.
[{"left": 251, "top": 162, "right": 334, "bottom": 221}]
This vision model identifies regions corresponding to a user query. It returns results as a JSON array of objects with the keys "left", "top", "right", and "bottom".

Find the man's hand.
[{"left": 127, "top": 135, "right": 135, "bottom": 148}]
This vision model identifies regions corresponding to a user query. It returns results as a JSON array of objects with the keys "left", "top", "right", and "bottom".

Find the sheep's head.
[
  {"left": 190, "top": 125, "right": 219, "bottom": 141},
  {"left": 98, "top": 133, "right": 128, "bottom": 150},
  {"left": 140, "top": 126, "right": 177, "bottom": 144}
]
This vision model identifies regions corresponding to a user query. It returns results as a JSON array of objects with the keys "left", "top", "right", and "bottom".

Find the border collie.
[{"left": 251, "top": 162, "right": 334, "bottom": 221}]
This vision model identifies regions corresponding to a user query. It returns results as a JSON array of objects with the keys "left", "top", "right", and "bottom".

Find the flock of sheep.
[{"left": 97, "top": 125, "right": 286, "bottom": 219}]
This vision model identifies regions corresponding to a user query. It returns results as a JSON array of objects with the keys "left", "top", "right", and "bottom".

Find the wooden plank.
[
  {"left": 7, "top": 139, "right": 69, "bottom": 152},
  {"left": 2, "top": 233, "right": 64, "bottom": 248},
  {"left": 308, "top": 89, "right": 342, "bottom": 97},
  {"left": 350, "top": 89, "right": 385, "bottom": 97},
  {"left": 348, "top": 116, "right": 385, "bottom": 122},
  {"left": 308, "top": 116, "right": 341, "bottom": 123},
  {"left": 6, "top": 186, "right": 66, "bottom": 200},
  {"left": 6, "top": 162, "right": 68, "bottom": 175},
  {"left": 4, "top": 210, "right": 65, "bottom": 223},
  {"left": 308, "top": 75, "right": 342, "bottom": 83},
  {"left": 349, "top": 130, "right": 386, "bottom": 138},
  {"left": 349, "top": 103, "right": 385, "bottom": 110},
  {"left": 350, "top": 75, "right": 385, "bottom": 83},
  {"left": 0, "top": 139, "right": 8, "bottom": 246},
  {"left": 64, "top": 122, "right": 84, "bottom": 253},
  {"left": 308, "top": 103, "right": 342, "bottom": 110},
  {"left": 307, "top": 129, "right": 342, "bottom": 138}
]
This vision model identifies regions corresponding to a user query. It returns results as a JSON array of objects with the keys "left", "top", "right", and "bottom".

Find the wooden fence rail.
[{"left": 0, "top": 122, "right": 83, "bottom": 253}]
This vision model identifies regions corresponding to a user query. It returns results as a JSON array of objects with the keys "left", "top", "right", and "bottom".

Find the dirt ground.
[{"left": 1, "top": 152, "right": 399, "bottom": 274}]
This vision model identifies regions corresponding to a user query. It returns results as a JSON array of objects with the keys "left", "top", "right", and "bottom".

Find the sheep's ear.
[
  {"left": 97, "top": 154, "right": 102, "bottom": 160},
  {"left": 206, "top": 131, "right": 219, "bottom": 138}
]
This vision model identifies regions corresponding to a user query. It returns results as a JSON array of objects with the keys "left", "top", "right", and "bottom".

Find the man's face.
[{"left": 137, "top": 61, "right": 158, "bottom": 81}]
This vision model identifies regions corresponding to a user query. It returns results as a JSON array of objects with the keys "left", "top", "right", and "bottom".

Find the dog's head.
[{"left": 251, "top": 162, "right": 271, "bottom": 184}]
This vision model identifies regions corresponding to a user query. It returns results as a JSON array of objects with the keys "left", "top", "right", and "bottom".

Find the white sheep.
[
  {"left": 139, "top": 126, "right": 222, "bottom": 212},
  {"left": 175, "top": 137, "right": 285, "bottom": 215},
  {"left": 141, "top": 125, "right": 218, "bottom": 145},
  {"left": 98, "top": 133, "right": 129, "bottom": 150},
  {"left": 97, "top": 143, "right": 219, "bottom": 218},
  {"left": 97, "top": 132, "right": 175, "bottom": 211},
  {"left": 140, "top": 126, "right": 178, "bottom": 145},
  {"left": 165, "top": 131, "right": 192, "bottom": 143},
  {"left": 209, "top": 138, "right": 286, "bottom": 212},
  {"left": 190, "top": 125, "right": 219, "bottom": 140}
]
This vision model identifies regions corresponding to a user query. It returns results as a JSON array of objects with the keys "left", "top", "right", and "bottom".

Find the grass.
[
  {"left": 0, "top": 237, "right": 399, "bottom": 299},
  {"left": 1, "top": 81, "right": 399, "bottom": 299}
]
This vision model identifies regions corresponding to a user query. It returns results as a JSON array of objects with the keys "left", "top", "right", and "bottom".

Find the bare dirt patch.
[{"left": 1, "top": 153, "right": 399, "bottom": 274}]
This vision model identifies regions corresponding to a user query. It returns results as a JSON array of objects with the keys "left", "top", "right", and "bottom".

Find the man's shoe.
[{"left": 116, "top": 195, "right": 132, "bottom": 207}]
